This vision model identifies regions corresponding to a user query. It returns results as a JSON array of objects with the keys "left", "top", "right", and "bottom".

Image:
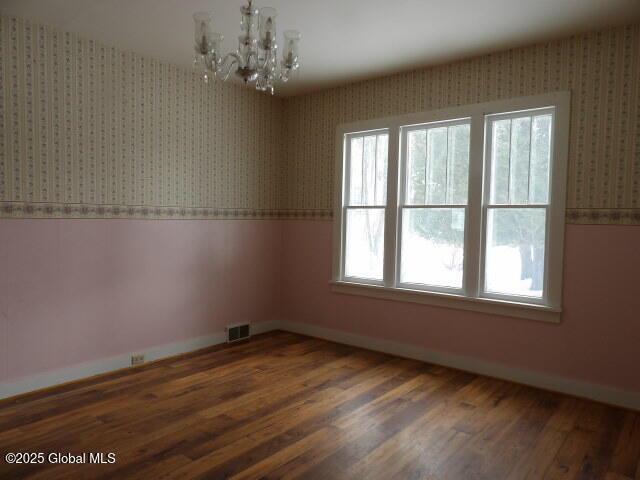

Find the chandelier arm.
[
  {"left": 218, "top": 53, "right": 242, "bottom": 81},
  {"left": 223, "top": 52, "right": 243, "bottom": 68},
  {"left": 247, "top": 50, "right": 266, "bottom": 71}
]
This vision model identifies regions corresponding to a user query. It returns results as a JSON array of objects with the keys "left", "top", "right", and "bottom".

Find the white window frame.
[
  {"left": 331, "top": 92, "right": 570, "bottom": 323},
  {"left": 341, "top": 129, "right": 389, "bottom": 286},
  {"left": 396, "top": 118, "right": 472, "bottom": 296}
]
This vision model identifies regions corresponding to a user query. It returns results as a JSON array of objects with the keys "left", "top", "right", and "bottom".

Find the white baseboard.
[
  {"left": 277, "top": 320, "right": 640, "bottom": 411},
  {"left": 0, "top": 320, "right": 281, "bottom": 400},
  {"left": 2, "top": 319, "right": 638, "bottom": 411}
]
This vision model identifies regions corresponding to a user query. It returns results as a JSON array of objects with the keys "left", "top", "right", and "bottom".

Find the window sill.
[{"left": 330, "top": 281, "right": 561, "bottom": 324}]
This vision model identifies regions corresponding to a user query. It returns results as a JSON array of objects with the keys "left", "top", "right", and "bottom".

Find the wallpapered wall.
[
  {"left": 0, "top": 15, "right": 288, "bottom": 219},
  {"left": 1, "top": 16, "right": 639, "bottom": 224},
  {"left": 283, "top": 24, "right": 640, "bottom": 224}
]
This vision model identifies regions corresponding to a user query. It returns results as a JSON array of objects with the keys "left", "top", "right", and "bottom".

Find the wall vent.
[
  {"left": 131, "top": 354, "right": 145, "bottom": 366},
  {"left": 226, "top": 323, "right": 251, "bottom": 343}
]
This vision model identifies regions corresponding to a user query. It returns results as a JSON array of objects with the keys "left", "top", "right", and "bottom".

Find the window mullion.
[
  {"left": 333, "top": 134, "right": 350, "bottom": 281},
  {"left": 463, "top": 113, "right": 485, "bottom": 298},
  {"left": 383, "top": 124, "right": 400, "bottom": 288},
  {"left": 343, "top": 137, "right": 353, "bottom": 279}
]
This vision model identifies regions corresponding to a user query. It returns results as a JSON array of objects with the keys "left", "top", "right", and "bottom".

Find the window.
[
  {"left": 399, "top": 120, "right": 470, "bottom": 291},
  {"left": 343, "top": 131, "right": 389, "bottom": 282},
  {"left": 332, "top": 93, "right": 570, "bottom": 322},
  {"left": 483, "top": 110, "right": 552, "bottom": 300}
]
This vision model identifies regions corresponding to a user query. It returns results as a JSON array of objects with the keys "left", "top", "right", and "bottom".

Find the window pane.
[
  {"left": 530, "top": 114, "right": 552, "bottom": 203},
  {"left": 406, "top": 124, "right": 470, "bottom": 206},
  {"left": 400, "top": 208, "right": 465, "bottom": 288},
  {"left": 345, "top": 208, "right": 385, "bottom": 280},
  {"left": 407, "top": 130, "right": 426, "bottom": 204},
  {"left": 509, "top": 117, "right": 532, "bottom": 204},
  {"left": 489, "top": 113, "right": 553, "bottom": 206},
  {"left": 426, "top": 127, "right": 448, "bottom": 204},
  {"left": 349, "top": 137, "right": 363, "bottom": 205},
  {"left": 375, "top": 134, "right": 388, "bottom": 205},
  {"left": 490, "top": 119, "right": 511, "bottom": 204},
  {"left": 447, "top": 124, "right": 470, "bottom": 204},
  {"left": 362, "top": 136, "right": 377, "bottom": 205},
  {"left": 485, "top": 208, "right": 546, "bottom": 298},
  {"left": 348, "top": 134, "right": 388, "bottom": 206}
]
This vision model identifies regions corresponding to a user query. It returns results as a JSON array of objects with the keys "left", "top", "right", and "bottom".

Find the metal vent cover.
[{"left": 227, "top": 323, "right": 251, "bottom": 343}]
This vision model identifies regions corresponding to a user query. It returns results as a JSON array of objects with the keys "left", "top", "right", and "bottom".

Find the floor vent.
[{"left": 227, "top": 323, "right": 251, "bottom": 343}]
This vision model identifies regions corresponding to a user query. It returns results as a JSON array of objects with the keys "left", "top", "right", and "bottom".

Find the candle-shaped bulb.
[
  {"left": 259, "top": 7, "right": 277, "bottom": 50},
  {"left": 282, "top": 30, "right": 301, "bottom": 69}
]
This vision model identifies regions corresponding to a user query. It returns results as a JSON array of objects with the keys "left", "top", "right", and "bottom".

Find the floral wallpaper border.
[
  {"left": 2, "top": 201, "right": 638, "bottom": 224},
  {"left": 565, "top": 208, "right": 640, "bottom": 225},
  {"left": 0, "top": 201, "right": 332, "bottom": 220}
]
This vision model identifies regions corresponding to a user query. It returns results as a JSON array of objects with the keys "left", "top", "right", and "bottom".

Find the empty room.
[{"left": 1, "top": 0, "right": 639, "bottom": 478}]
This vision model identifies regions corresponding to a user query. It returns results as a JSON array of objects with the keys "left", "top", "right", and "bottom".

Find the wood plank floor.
[{"left": 1, "top": 331, "right": 639, "bottom": 480}]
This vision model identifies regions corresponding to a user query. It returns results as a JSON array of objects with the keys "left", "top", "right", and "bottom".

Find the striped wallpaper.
[
  {"left": 0, "top": 15, "right": 286, "bottom": 219},
  {"left": 1, "top": 16, "right": 639, "bottom": 224},
  {"left": 283, "top": 24, "right": 640, "bottom": 224}
]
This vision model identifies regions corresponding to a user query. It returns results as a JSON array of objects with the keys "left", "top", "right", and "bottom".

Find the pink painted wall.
[
  {"left": 281, "top": 221, "right": 640, "bottom": 393},
  {"left": 3, "top": 217, "right": 638, "bottom": 394},
  {"left": 0, "top": 219, "right": 282, "bottom": 382}
]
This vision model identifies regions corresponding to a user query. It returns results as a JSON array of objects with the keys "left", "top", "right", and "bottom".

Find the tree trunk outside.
[
  {"left": 519, "top": 244, "right": 533, "bottom": 281},
  {"left": 530, "top": 246, "right": 544, "bottom": 291}
]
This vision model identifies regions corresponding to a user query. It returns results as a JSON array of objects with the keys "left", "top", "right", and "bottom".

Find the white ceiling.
[{"left": 2, "top": 0, "right": 640, "bottom": 96}]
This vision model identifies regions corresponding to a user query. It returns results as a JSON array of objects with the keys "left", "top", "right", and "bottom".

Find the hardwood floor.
[{"left": 1, "top": 331, "right": 639, "bottom": 480}]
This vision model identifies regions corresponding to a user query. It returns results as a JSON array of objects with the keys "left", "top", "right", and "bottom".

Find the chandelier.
[{"left": 192, "top": 0, "right": 301, "bottom": 94}]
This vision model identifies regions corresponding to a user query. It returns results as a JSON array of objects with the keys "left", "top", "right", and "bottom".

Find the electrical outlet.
[{"left": 131, "top": 354, "right": 145, "bottom": 366}]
